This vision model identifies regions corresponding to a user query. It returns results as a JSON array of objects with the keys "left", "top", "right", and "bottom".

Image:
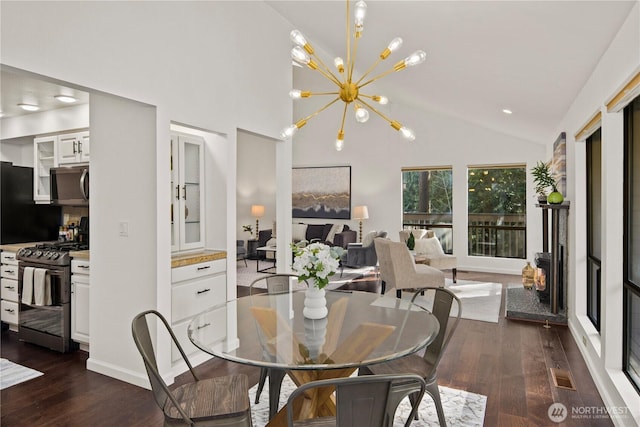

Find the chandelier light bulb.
[
  {"left": 400, "top": 126, "right": 416, "bottom": 141},
  {"left": 280, "top": 124, "right": 298, "bottom": 139},
  {"left": 373, "top": 95, "right": 389, "bottom": 105},
  {"left": 355, "top": 105, "right": 369, "bottom": 123},
  {"left": 335, "top": 138, "right": 344, "bottom": 151},
  {"left": 388, "top": 37, "right": 403, "bottom": 52},
  {"left": 404, "top": 50, "right": 427, "bottom": 67},
  {"left": 289, "top": 89, "right": 302, "bottom": 99},
  {"left": 354, "top": 0, "right": 367, "bottom": 32},
  {"left": 291, "top": 46, "right": 311, "bottom": 66},
  {"left": 334, "top": 57, "right": 345, "bottom": 73},
  {"left": 290, "top": 30, "right": 308, "bottom": 47}
]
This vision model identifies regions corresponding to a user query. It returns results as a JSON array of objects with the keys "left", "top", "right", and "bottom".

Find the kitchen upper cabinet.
[
  {"left": 33, "top": 135, "right": 58, "bottom": 203},
  {"left": 58, "top": 131, "right": 90, "bottom": 164},
  {"left": 171, "top": 133, "right": 205, "bottom": 252}
]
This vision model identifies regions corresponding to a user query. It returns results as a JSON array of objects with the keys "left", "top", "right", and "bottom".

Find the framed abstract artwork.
[{"left": 292, "top": 166, "right": 351, "bottom": 219}]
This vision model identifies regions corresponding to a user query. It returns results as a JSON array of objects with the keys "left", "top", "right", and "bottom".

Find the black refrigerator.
[{"left": 1, "top": 161, "right": 62, "bottom": 244}]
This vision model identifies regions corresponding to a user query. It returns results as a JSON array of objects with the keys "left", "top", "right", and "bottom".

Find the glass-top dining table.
[{"left": 188, "top": 288, "right": 439, "bottom": 427}]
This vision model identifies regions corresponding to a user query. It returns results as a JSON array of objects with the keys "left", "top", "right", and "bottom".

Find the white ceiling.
[{"left": 267, "top": 0, "right": 636, "bottom": 144}]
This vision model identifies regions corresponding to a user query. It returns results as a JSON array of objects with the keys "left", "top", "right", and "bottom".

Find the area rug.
[
  {"left": 249, "top": 374, "right": 486, "bottom": 426},
  {"left": 373, "top": 279, "right": 503, "bottom": 323},
  {"left": 0, "top": 358, "right": 43, "bottom": 390}
]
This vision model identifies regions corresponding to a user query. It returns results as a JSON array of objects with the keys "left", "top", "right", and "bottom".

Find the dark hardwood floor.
[{"left": 1, "top": 271, "right": 613, "bottom": 426}]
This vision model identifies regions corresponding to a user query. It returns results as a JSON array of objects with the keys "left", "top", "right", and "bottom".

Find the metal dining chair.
[
  {"left": 359, "top": 288, "right": 462, "bottom": 427},
  {"left": 131, "top": 310, "right": 253, "bottom": 427},
  {"left": 249, "top": 273, "right": 301, "bottom": 419},
  {"left": 286, "top": 374, "right": 427, "bottom": 427}
]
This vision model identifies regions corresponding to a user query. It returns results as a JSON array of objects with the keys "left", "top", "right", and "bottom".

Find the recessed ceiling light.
[
  {"left": 502, "top": 109, "right": 513, "bottom": 115},
  {"left": 18, "top": 103, "right": 40, "bottom": 112},
  {"left": 54, "top": 95, "right": 77, "bottom": 103}
]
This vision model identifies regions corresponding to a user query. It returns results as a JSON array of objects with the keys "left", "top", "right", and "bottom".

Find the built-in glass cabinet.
[{"left": 171, "top": 132, "right": 205, "bottom": 252}]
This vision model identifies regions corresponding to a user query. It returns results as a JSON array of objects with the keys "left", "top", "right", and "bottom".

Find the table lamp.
[
  {"left": 251, "top": 204, "right": 265, "bottom": 236},
  {"left": 353, "top": 205, "right": 369, "bottom": 242}
]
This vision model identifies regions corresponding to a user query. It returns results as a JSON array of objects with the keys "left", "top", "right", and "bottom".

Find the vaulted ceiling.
[{"left": 267, "top": 0, "right": 636, "bottom": 144}]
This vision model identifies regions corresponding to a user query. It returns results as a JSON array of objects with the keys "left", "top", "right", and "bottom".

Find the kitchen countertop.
[
  {"left": 0, "top": 241, "right": 52, "bottom": 252},
  {"left": 70, "top": 250, "right": 90, "bottom": 260},
  {"left": 172, "top": 250, "right": 226, "bottom": 268}
]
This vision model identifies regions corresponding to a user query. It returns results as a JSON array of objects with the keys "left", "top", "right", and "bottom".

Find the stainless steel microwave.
[{"left": 50, "top": 166, "right": 89, "bottom": 206}]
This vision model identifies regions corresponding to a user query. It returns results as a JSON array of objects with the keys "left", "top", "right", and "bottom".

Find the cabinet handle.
[
  {"left": 78, "top": 141, "right": 83, "bottom": 154},
  {"left": 196, "top": 266, "right": 210, "bottom": 271},
  {"left": 78, "top": 265, "right": 90, "bottom": 269},
  {"left": 5, "top": 269, "right": 15, "bottom": 274},
  {"left": 73, "top": 141, "right": 77, "bottom": 154},
  {"left": 196, "top": 288, "right": 211, "bottom": 295},
  {"left": 196, "top": 322, "right": 211, "bottom": 330},
  {"left": 4, "top": 308, "right": 15, "bottom": 313},
  {"left": 182, "top": 185, "right": 187, "bottom": 200},
  {"left": 3, "top": 256, "right": 15, "bottom": 261},
  {"left": 4, "top": 285, "right": 15, "bottom": 290},
  {"left": 175, "top": 185, "right": 180, "bottom": 200}
]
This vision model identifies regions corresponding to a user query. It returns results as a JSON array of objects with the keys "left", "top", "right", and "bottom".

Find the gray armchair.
[{"left": 341, "top": 230, "right": 387, "bottom": 268}]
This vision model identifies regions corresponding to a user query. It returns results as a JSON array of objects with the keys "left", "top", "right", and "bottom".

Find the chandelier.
[{"left": 280, "top": 0, "right": 426, "bottom": 151}]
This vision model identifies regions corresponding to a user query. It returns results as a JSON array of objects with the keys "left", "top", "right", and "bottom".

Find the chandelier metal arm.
[
  {"left": 338, "top": 101, "right": 349, "bottom": 135},
  {"left": 357, "top": 66, "right": 400, "bottom": 90},
  {"left": 309, "top": 52, "right": 344, "bottom": 86},
  {"left": 310, "top": 64, "right": 344, "bottom": 87},
  {"left": 348, "top": 30, "right": 360, "bottom": 82},
  {"left": 354, "top": 55, "right": 384, "bottom": 87},
  {"left": 299, "top": 96, "right": 343, "bottom": 124}
]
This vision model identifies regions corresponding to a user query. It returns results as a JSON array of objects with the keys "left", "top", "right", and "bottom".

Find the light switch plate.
[{"left": 119, "top": 221, "right": 129, "bottom": 237}]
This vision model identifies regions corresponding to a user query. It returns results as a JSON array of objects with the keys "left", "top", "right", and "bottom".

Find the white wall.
[
  {"left": 237, "top": 129, "right": 278, "bottom": 242},
  {"left": 0, "top": 1, "right": 292, "bottom": 385},
  {"left": 291, "top": 66, "right": 547, "bottom": 275},
  {"left": 0, "top": 136, "right": 32, "bottom": 166},
  {"left": 556, "top": 3, "right": 640, "bottom": 425}
]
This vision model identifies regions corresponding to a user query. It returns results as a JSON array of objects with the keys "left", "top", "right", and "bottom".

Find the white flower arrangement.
[{"left": 291, "top": 242, "right": 344, "bottom": 289}]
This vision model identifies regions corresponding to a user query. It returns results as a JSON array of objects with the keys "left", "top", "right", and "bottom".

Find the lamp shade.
[
  {"left": 251, "top": 205, "right": 265, "bottom": 218},
  {"left": 353, "top": 205, "right": 369, "bottom": 220}
]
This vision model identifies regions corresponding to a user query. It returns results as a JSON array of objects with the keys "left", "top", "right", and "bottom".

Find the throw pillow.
[
  {"left": 362, "top": 230, "right": 378, "bottom": 247},
  {"left": 306, "top": 224, "right": 326, "bottom": 241},
  {"left": 415, "top": 236, "right": 445, "bottom": 256},
  {"left": 292, "top": 223, "right": 307, "bottom": 242},
  {"left": 325, "top": 224, "right": 344, "bottom": 244}
]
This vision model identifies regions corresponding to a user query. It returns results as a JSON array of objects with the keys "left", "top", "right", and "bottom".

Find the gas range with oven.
[{"left": 15, "top": 241, "right": 87, "bottom": 353}]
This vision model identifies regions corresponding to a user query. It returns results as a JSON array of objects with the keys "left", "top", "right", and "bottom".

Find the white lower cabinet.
[
  {"left": 1, "top": 251, "right": 19, "bottom": 329},
  {"left": 171, "top": 258, "right": 226, "bottom": 369},
  {"left": 71, "top": 259, "right": 90, "bottom": 346}
]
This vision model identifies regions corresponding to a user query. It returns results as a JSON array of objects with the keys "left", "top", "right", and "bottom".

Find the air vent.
[{"left": 551, "top": 368, "right": 576, "bottom": 390}]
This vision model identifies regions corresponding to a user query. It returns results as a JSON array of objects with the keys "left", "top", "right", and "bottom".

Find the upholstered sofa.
[{"left": 292, "top": 223, "right": 357, "bottom": 249}]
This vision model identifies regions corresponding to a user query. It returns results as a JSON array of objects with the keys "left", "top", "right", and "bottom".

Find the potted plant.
[
  {"left": 242, "top": 224, "right": 253, "bottom": 238},
  {"left": 531, "top": 161, "right": 563, "bottom": 204}
]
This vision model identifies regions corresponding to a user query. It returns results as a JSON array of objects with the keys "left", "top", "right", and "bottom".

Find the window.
[
  {"left": 468, "top": 166, "right": 526, "bottom": 258},
  {"left": 586, "top": 129, "right": 602, "bottom": 331},
  {"left": 402, "top": 168, "right": 453, "bottom": 253},
  {"left": 624, "top": 96, "right": 640, "bottom": 393}
]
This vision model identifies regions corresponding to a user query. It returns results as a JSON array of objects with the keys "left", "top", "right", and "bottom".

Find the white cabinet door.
[
  {"left": 33, "top": 135, "right": 58, "bottom": 203},
  {"left": 58, "top": 131, "right": 90, "bottom": 164},
  {"left": 71, "top": 259, "right": 90, "bottom": 344},
  {"left": 171, "top": 133, "right": 205, "bottom": 252},
  {"left": 71, "top": 279, "right": 90, "bottom": 344}
]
